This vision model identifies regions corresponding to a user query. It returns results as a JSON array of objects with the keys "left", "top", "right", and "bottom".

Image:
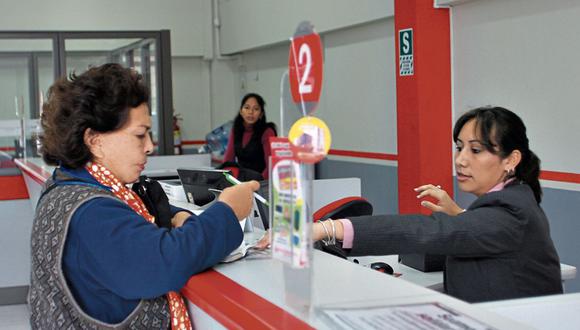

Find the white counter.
[
  {"left": 182, "top": 236, "right": 530, "bottom": 329},
  {"left": 477, "top": 292, "right": 580, "bottom": 330}
]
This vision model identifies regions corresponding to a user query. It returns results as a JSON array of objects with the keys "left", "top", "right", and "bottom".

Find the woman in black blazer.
[{"left": 311, "top": 106, "right": 563, "bottom": 302}]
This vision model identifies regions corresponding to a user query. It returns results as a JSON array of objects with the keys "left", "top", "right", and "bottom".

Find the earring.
[{"left": 506, "top": 168, "right": 515, "bottom": 176}]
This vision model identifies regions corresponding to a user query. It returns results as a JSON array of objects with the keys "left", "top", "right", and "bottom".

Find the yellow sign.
[{"left": 288, "top": 116, "right": 331, "bottom": 164}]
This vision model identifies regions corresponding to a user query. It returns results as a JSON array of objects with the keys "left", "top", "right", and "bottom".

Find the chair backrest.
[
  {"left": 313, "top": 196, "right": 373, "bottom": 222},
  {"left": 312, "top": 196, "right": 373, "bottom": 259}
]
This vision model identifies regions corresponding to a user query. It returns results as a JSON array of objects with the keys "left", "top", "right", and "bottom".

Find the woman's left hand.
[
  {"left": 171, "top": 211, "right": 191, "bottom": 228},
  {"left": 414, "top": 184, "right": 464, "bottom": 216}
]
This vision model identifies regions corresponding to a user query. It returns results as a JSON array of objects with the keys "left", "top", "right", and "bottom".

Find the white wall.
[
  {"left": 0, "top": 0, "right": 214, "bottom": 143},
  {"left": 171, "top": 56, "right": 241, "bottom": 143},
  {"left": 0, "top": 0, "right": 397, "bottom": 149},
  {"left": 217, "top": 0, "right": 393, "bottom": 54},
  {"left": 321, "top": 19, "right": 396, "bottom": 154},
  {"left": 208, "top": 58, "right": 244, "bottom": 129},
  {"left": 452, "top": 0, "right": 580, "bottom": 174},
  {"left": 0, "top": 0, "right": 209, "bottom": 57},
  {"left": 210, "top": 14, "right": 396, "bottom": 156},
  {"left": 172, "top": 57, "right": 211, "bottom": 142}
]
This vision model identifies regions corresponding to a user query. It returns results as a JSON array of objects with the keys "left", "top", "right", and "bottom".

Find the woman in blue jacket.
[{"left": 28, "top": 63, "right": 258, "bottom": 329}]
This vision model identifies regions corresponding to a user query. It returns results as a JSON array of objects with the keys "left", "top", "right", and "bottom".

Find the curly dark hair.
[{"left": 40, "top": 63, "right": 149, "bottom": 168}]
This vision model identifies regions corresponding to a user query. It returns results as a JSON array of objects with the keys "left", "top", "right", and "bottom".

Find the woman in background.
[
  {"left": 223, "top": 93, "right": 277, "bottom": 179},
  {"left": 29, "top": 63, "right": 258, "bottom": 329}
]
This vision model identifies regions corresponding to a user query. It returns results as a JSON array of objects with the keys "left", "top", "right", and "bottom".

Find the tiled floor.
[{"left": 0, "top": 304, "right": 29, "bottom": 329}]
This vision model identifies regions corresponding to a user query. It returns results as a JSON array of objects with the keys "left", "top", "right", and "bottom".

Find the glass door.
[
  {"left": 0, "top": 37, "right": 56, "bottom": 158},
  {"left": 0, "top": 31, "right": 174, "bottom": 157}
]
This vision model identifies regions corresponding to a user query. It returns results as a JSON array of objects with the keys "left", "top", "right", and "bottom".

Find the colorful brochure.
[{"left": 269, "top": 137, "right": 309, "bottom": 268}]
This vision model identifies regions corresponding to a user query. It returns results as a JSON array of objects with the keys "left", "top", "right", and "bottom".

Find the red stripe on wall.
[
  {"left": 182, "top": 269, "right": 314, "bottom": 329},
  {"left": 0, "top": 147, "right": 16, "bottom": 152},
  {"left": 0, "top": 175, "right": 29, "bottom": 200},
  {"left": 327, "top": 150, "right": 579, "bottom": 185},
  {"left": 100, "top": 140, "right": 580, "bottom": 185},
  {"left": 327, "top": 149, "right": 579, "bottom": 185},
  {"left": 328, "top": 149, "right": 398, "bottom": 161},
  {"left": 541, "top": 170, "right": 580, "bottom": 184}
]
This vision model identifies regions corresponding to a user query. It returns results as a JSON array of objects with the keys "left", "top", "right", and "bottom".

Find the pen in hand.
[{"left": 223, "top": 172, "right": 269, "bottom": 206}]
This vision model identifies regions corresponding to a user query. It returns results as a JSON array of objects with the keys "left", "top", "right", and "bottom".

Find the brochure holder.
[
  {"left": 268, "top": 21, "right": 327, "bottom": 317},
  {"left": 269, "top": 135, "right": 314, "bottom": 316}
]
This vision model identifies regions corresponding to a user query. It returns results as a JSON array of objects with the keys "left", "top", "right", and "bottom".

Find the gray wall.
[
  {"left": 316, "top": 160, "right": 398, "bottom": 216},
  {"left": 542, "top": 188, "right": 580, "bottom": 293},
  {"left": 456, "top": 185, "right": 580, "bottom": 293}
]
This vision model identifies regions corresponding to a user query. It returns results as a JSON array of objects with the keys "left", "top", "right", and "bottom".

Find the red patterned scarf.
[{"left": 86, "top": 162, "right": 192, "bottom": 330}]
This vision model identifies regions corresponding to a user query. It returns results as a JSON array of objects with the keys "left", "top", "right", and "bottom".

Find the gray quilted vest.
[{"left": 28, "top": 176, "right": 171, "bottom": 329}]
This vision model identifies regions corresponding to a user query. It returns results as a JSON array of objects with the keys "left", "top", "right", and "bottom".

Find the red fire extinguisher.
[{"left": 173, "top": 113, "right": 183, "bottom": 155}]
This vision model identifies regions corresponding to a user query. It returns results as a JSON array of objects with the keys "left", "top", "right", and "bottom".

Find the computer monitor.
[
  {"left": 253, "top": 180, "right": 270, "bottom": 230},
  {"left": 177, "top": 168, "right": 269, "bottom": 230},
  {"left": 177, "top": 168, "right": 231, "bottom": 206}
]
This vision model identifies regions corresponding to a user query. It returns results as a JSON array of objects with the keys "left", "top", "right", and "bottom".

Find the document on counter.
[
  {"left": 319, "top": 302, "right": 495, "bottom": 330},
  {"left": 221, "top": 240, "right": 255, "bottom": 263},
  {"left": 221, "top": 232, "right": 270, "bottom": 263}
]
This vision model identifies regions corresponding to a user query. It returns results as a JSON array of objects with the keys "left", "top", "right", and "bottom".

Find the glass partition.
[
  {"left": 0, "top": 38, "right": 54, "bottom": 157},
  {"left": 0, "top": 31, "right": 174, "bottom": 157}
]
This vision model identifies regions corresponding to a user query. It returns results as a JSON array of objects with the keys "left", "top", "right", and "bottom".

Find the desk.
[
  {"left": 347, "top": 255, "right": 444, "bottom": 290},
  {"left": 477, "top": 292, "right": 580, "bottom": 330},
  {"left": 347, "top": 256, "right": 577, "bottom": 292},
  {"left": 182, "top": 236, "right": 528, "bottom": 329}
]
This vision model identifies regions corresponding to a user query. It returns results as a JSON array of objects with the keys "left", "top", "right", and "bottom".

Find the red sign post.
[{"left": 288, "top": 23, "right": 323, "bottom": 114}]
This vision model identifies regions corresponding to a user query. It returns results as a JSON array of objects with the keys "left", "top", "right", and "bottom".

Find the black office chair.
[
  {"left": 217, "top": 161, "right": 263, "bottom": 182},
  {"left": 313, "top": 197, "right": 373, "bottom": 259},
  {"left": 313, "top": 197, "right": 373, "bottom": 222}
]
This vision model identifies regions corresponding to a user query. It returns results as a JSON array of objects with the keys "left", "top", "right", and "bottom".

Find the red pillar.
[{"left": 394, "top": 0, "right": 453, "bottom": 214}]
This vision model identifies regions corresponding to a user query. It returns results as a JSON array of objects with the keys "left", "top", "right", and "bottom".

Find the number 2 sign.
[{"left": 288, "top": 22, "right": 323, "bottom": 114}]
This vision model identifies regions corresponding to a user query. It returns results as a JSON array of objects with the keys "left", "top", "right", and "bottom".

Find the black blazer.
[{"left": 348, "top": 183, "right": 563, "bottom": 302}]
